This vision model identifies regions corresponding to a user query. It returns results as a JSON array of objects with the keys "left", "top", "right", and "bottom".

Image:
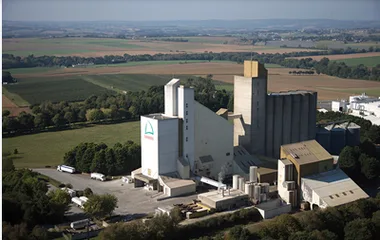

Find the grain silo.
[
  {"left": 346, "top": 122, "right": 361, "bottom": 147},
  {"left": 238, "top": 177, "right": 245, "bottom": 192},
  {"left": 232, "top": 175, "right": 240, "bottom": 190},
  {"left": 249, "top": 166, "right": 258, "bottom": 183},
  {"left": 315, "top": 126, "right": 331, "bottom": 152},
  {"left": 330, "top": 127, "right": 347, "bottom": 155}
]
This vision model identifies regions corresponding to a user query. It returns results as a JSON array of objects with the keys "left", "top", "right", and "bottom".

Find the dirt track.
[{"left": 2, "top": 95, "right": 31, "bottom": 117}]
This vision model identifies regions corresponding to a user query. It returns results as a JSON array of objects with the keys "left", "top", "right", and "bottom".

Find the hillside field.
[
  {"left": 4, "top": 61, "right": 380, "bottom": 109},
  {"left": 2, "top": 37, "right": 319, "bottom": 57},
  {"left": 2, "top": 121, "right": 140, "bottom": 168},
  {"left": 333, "top": 56, "right": 380, "bottom": 67}
]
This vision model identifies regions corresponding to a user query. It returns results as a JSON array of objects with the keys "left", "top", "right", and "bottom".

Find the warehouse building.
[
  {"left": 132, "top": 78, "right": 233, "bottom": 197},
  {"left": 277, "top": 140, "right": 368, "bottom": 208},
  {"left": 232, "top": 61, "right": 317, "bottom": 159}
]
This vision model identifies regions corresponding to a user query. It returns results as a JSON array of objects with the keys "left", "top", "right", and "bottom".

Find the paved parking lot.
[{"left": 34, "top": 168, "right": 199, "bottom": 215}]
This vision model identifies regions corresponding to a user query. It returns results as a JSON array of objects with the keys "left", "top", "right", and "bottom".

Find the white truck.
[
  {"left": 91, "top": 173, "right": 106, "bottom": 181},
  {"left": 70, "top": 218, "right": 90, "bottom": 230},
  {"left": 57, "top": 165, "right": 75, "bottom": 174}
]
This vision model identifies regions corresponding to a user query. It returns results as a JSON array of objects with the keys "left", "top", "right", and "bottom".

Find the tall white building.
[{"left": 134, "top": 78, "right": 233, "bottom": 196}]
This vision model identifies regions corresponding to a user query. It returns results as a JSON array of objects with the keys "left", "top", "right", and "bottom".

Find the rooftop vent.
[{"left": 290, "top": 152, "right": 299, "bottom": 159}]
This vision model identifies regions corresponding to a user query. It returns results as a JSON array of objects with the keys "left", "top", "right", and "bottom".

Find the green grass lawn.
[
  {"left": 264, "top": 63, "right": 284, "bottom": 68},
  {"left": 333, "top": 56, "right": 380, "bottom": 68},
  {"left": 8, "top": 67, "right": 61, "bottom": 75},
  {"left": 3, "top": 77, "right": 114, "bottom": 104},
  {"left": 3, "top": 121, "right": 141, "bottom": 168}
]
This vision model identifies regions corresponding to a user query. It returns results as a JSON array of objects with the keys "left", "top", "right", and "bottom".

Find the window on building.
[
  {"left": 226, "top": 152, "right": 230, "bottom": 156},
  {"left": 186, "top": 137, "right": 188, "bottom": 142},
  {"left": 186, "top": 111, "right": 188, "bottom": 115},
  {"left": 186, "top": 103, "right": 188, "bottom": 108},
  {"left": 257, "top": 101, "right": 259, "bottom": 106},
  {"left": 186, "top": 119, "right": 188, "bottom": 123},
  {"left": 186, "top": 126, "right": 188, "bottom": 130}
]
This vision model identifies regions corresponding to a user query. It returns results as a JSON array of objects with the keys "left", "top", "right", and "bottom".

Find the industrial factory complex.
[{"left": 130, "top": 61, "right": 369, "bottom": 219}]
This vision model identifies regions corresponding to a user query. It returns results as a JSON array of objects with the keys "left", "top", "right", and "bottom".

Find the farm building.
[
  {"left": 277, "top": 140, "right": 368, "bottom": 209},
  {"left": 231, "top": 61, "right": 317, "bottom": 159}
]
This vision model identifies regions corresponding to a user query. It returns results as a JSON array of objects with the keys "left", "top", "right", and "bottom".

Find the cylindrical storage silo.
[
  {"left": 249, "top": 184, "right": 255, "bottom": 198},
  {"left": 261, "top": 183, "right": 270, "bottom": 193},
  {"left": 254, "top": 185, "right": 261, "bottom": 200},
  {"left": 238, "top": 177, "right": 245, "bottom": 192},
  {"left": 330, "top": 127, "right": 346, "bottom": 155},
  {"left": 245, "top": 183, "right": 250, "bottom": 195},
  {"left": 232, "top": 175, "right": 239, "bottom": 189},
  {"left": 249, "top": 166, "right": 258, "bottom": 183}
]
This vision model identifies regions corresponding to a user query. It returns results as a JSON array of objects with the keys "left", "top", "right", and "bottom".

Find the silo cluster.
[{"left": 232, "top": 166, "right": 269, "bottom": 203}]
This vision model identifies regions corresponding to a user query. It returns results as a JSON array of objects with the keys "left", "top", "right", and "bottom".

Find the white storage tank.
[
  {"left": 254, "top": 185, "right": 261, "bottom": 200},
  {"left": 245, "top": 183, "right": 250, "bottom": 195},
  {"left": 249, "top": 184, "right": 255, "bottom": 198},
  {"left": 238, "top": 177, "right": 245, "bottom": 192},
  {"left": 232, "top": 175, "right": 240, "bottom": 189},
  {"left": 249, "top": 166, "right": 258, "bottom": 183}
]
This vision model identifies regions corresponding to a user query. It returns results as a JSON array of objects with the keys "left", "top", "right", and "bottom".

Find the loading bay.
[{"left": 34, "top": 168, "right": 199, "bottom": 216}]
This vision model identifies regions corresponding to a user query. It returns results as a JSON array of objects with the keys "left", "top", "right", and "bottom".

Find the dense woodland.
[
  {"left": 2, "top": 163, "right": 71, "bottom": 239},
  {"left": 63, "top": 141, "right": 141, "bottom": 175},
  {"left": 2, "top": 76, "right": 232, "bottom": 135}
]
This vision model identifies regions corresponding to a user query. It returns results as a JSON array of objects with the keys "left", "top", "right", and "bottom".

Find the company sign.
[{"left": 144, "top": 121, "right": 154, "bottom": 140}]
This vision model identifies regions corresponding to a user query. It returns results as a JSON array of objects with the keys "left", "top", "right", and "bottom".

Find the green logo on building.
[{"left": 144, "top": 121, "right": 154, "bottom": 140}]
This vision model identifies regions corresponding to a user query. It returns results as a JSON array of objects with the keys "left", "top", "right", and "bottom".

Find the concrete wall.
[
  {"left": 282, "top": 94, "right": 292, "bottom": 145},
  {"left": 300, "top": 94, "right": 310, "bottom": 141},
  {"left": 234, "top": 76, "right": 253, "bottom": 150},
  {"left": 273, "top": 96, "right": 284, "bottom": 159},
  {"left": 158, "top": 119, "right": 180, "bottom": 175},
  {"left": 169, "top": 183, "right": 196, "bottom": 197},
  {"left": 291, "top": 94, "right": 301, "bottom": 143},
  {"left": 308, "top": 92, "right": 317, "bottom": 139},
  {"left": 178, "top": 86, "right": 195, "bottom": 171},
  {"left": 164, "top": 79, "right": 180, "bottom": 116},
  {"left": 141, "top": 116, "right": 159, "bottom": 179},
  {"left": 255, "top": 200, "right": 292, "bottom": 219},
  {"left": 194, "top": 102, "right": 234, "bottom": 179},
  {"left": 265, "top": 96, "right": 274, "bottom": 157}
]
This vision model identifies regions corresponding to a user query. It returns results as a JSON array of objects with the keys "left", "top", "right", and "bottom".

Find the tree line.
[
  {"left": 2, "top": 76, "right": 232, "bottom": 136},
  {"left": 282, "top": 57, "right": 380, "bottom": 81},
  {"left": 3, "top": 46, "right": 376, "bottom": 70},
  {"left": 288, "top": 70, "right": 315, "bottom": 75},
  {"left": 63, "top": 141, "right": 141, "bottom": 175},
  {"left": 2, "top": 164, "right": 72, "bottom": 240}
]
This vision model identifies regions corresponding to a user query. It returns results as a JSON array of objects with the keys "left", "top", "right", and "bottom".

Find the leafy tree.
[
  {"left": 2, "top": 109, "right": 10, "bottom": 117},
  {"left": 83, "top": 194, "right": 118, "bottom": 219},
  {"left": 338, "top": 146, "right": 359, "bottom": 175},
  {"left": 360, "top": 155, "right": 380, "bottom": 180},
  {"left": 52, "top": 113, "right": 65, "bottom": 128},
  {"left": 84, "top": 187, "right": 93, "bottom": 197},
  {"left": 2, "top": 157, "right": 15, "bottom": 172},
  {"left": 2, "top": 222, "right": 29, "bottom": 240},
  {"left": 64, "top": 111, "right": 75, "bottom": 125},
  {"left": 86, "top": 109, "right": 105, "bottom": 122},
  {"left": 226, "top": 226, "right": 251, "bottom": 240},
  {"left": 344, "top": 219, "right": 376, "bottom": 240},
  {"left": 170, "top": 206, "right": 184, "bottom": 226}
]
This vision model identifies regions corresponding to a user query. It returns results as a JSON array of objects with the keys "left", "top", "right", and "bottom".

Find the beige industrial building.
[
  {"left": 278, "top": 140, "right": 368, "bottom": 208},
  {"left": 232, "top": 61, "right": 317, "bottom": 159}
]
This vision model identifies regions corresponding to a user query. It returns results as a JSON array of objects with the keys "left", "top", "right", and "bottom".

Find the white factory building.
[
  {"left": 332, "top": 93, "right": 380, "bottom": 125},
  {"left": 132, "top": 78, "right": 233, "bottom": 197}
]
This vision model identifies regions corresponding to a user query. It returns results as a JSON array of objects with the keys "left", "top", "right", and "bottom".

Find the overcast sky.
[{"left": 3, "top": 0, "right": 380, "bottom": 22}]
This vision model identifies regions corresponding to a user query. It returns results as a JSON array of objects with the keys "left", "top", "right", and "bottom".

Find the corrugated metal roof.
[
  {"left": 281, "top": 140, "right": 332, "bottom": 165},
  {"left": 302, "top": 169, "right": 369, "bottom": 207}
]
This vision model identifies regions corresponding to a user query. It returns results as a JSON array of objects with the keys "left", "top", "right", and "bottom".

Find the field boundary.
[{"left": 2, "top": 87, "right": 30, "bottom": 107}]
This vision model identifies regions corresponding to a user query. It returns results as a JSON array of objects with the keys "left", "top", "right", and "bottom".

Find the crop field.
[
  {"left": 2, "top": 95, "right": 32, "bottom": 117},
  {"left": 212, "top": 67, "right": 380, "bottom": 100},
  {"left": 3, "top": 77, "right": 114, "bottom": 104},
  {"left": 333, "top": 56, "right": 380, "bottom": 67},
  {"left": 290, "top": 52, "right": 380, "bottom": 61},
  {"left": 2, "top": 121, "right": 140, "bottom": 168},
  {"left": 2, "top": 37, "right": 319, "bottom": 57}
]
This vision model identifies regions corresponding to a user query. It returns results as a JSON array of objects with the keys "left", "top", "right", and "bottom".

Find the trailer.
[
  {"left": 61, "top": 187, "right": 76, "bottom": 197},
  {"left": 57, "top": 165, "right": 75, "bottom": 174},
  {"left": 72, "top": 197, "right": 85, "bottom": 208},
  {"left": 70, "top": 218, "right": 90, "bottom": 230},
  {"left": 91, "top": 173, "right": 106, "bottom": 181},
  {"left": 122, "top": 176, "right": 134, "bottom": 184}
]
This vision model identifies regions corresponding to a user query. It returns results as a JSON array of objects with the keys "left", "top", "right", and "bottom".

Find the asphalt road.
[{"left": 34, "top": 168, "right": 199, "bottom": 216}]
